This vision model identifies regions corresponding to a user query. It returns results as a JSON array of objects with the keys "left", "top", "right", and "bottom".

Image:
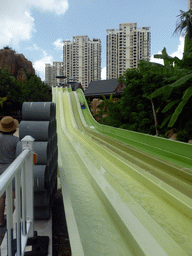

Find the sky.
[{"left": 0, "top": 0, "right": 189, "bottom": 81}]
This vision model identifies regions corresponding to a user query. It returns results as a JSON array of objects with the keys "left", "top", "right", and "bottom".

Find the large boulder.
[
  {"left": 0, "top": 48, "right": 35, "bottom": 80},
  {"left": 90, "top": 98, "right": 103, "bottom": 116},
  {"left": 90, "top": 98, "right": 108, "bottom": 121}
]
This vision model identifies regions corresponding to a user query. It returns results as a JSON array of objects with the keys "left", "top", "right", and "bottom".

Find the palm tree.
[{"left": 173, "top": 10, "right": 192, "bottom": 54}]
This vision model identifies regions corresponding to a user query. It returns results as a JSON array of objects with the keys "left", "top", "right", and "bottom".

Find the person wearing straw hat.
[{"left": 0, "top": 116, "right": 19, "bottom": 226}]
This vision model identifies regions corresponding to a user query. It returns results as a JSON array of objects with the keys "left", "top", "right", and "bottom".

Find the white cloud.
[
  {"left": 170, "top": 36, "right": 184, "bottom": 60},
  {"left": 28, "top": 0, "right": 69, "bottom": 15},
  {"left": 0, "top": 0, "right": 68, "bottom": 48},
  {"left": 53, "top": 39, "right": 63, "bottom": 50},
  {"left": 25, "top": 43, "right": 40, "bottom": 51},
  {"left": 150, "top": 36, "right": 184, "bottom": 65},
  {"left": 150, "top": 52, "right": 164, "bottom": 65},
  {"left": 0, "top": 10, "right": 35, "bottom": 48},
  {"left": 101, "top": 67, "right": 106, "bottom": 80},
  {"left": 33, "top": 51, "right": 54, "bottom": 81}
]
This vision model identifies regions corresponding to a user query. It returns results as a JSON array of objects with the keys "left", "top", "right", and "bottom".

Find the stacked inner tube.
[{"left": 16, "top": 102, "right": 58, "bottom": 220}]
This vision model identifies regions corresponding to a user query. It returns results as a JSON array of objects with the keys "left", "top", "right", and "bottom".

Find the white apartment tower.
[
  {"left": 45, "top": 62, "right": 64, "bottom": 86},
  {"left": 189, "top": 0, "right": 192, "bottom": 9},
  {"left": 106, "top": 23, "right": 151, "bottom": 79},
  {"left": 45, "top": 64, "right": 52, "bottom": 86},
  {"left": 63, "top": 36, "right": 101, "bottom": 90}
]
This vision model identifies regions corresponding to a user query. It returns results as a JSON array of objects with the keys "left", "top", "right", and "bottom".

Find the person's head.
[{"left": 0, "top": 116, "right": 18, "bottom": 135}]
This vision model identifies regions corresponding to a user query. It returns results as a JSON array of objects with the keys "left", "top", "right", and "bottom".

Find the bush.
[
  {"left": 0, "top": 68, "right": 51, "bottom": 116},
  {"left": 176, "top": 130, "right": 190, "bottom": 143}
]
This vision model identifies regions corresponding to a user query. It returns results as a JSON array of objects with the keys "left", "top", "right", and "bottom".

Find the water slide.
[{"left": 52, "top": 87, "right": 192, "bottom": 256}]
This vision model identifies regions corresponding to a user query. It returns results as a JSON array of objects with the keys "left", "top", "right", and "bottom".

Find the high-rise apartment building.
[
  {"left": 188, "top": 0, "right": 192, "bottom": 9},
  {"left": 106, "top": 23, "right": 151, "bottom": 79},
  {"left": 63, "top": 35, "right": 101, "bottom": 90},
  {"left": 45, "top": 62, "right": 64, "bottom": 86},
  {"left": 45, "top": 64, "right": 52, "bottom": 86}
]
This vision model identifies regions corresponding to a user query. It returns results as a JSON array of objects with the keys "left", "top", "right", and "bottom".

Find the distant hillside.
[{"left": 0, "top": 47, "right": 35, "bottom": 80}]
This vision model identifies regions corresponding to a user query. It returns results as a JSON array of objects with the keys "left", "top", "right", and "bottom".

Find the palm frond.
[
  {"left": 168, "top": 86, "right": 192, "bottom": 127},
  {"left": 181, "top": 85, "right": 192, "bottom": 101},
  {"left": 160, "top": 114, "right": 172, "bottom": 128},
  {"left": 183, "top": 50, "right": 192, "bottom": 59},
  {"left": 169, "top": 73, "right": 192, "bottom": 88},
  {"left": 168, "top": 102, "right": 185, "bottom": 127},
  {"left": 162, "top": 99, "right": 180, "bottom": 113},
  {"left": 139, "top": 60, "right": 164, "bottom": 69},
  {"left": 147, "top": 85, "right": 172, "bottom": 99},
  {"left": 139, "top": 59, "right": 186, "bottom": 78},
  {"left": 162, "top": 87, "right": 174, "bottom": 101},
  {"left": 173, "top": 10, "right": 192, "bottom": 38},
  {"left": 102, "top": 94, "right": 107, "bottom": 101},
  {"left": 0, "top": 97, "right": 7, "bottom": 107},
  {"left": 154, "top": 47, "right": 184, "bottom": 68}
]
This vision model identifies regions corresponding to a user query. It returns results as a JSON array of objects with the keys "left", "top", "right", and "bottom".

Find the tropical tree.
[
  {"left": 0, "top": 68, "right": 51, "bottom": 115},
  {"left": 19, "top": 73, "right": 51, "bottom": 103},
  {"left": 0, "top": 67, "right": 21, "bottom": 99},
  {"left": 98, "top": 94, "right": 124, "bottom": 127},
  {"left": 0, "top": 67, "right": 22, "bottom": 115},
  {"left": 139, "top": 9, "right": 192, "bottom": 128},
  {"left": 174, "top": 9, "right": 192, "bottom": 60},
  {"left": 118, "top": 68, "right": 166, "bottom": 134}
]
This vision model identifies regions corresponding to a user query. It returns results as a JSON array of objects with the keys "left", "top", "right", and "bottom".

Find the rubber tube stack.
[{"left": 16, "top": 102, "right": 58, "bottom": 220}]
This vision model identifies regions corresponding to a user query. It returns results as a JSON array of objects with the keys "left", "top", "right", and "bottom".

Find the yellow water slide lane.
[{"left": 53, "top": 87, "right": 192, "bottom": 256}]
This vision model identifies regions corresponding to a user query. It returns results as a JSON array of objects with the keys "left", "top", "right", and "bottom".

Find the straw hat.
[{"left": 0, "top": 116, "right": 18, "bottom": 133}]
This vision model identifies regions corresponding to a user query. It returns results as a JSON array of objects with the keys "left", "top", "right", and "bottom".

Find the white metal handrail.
[{"left": 0, "top": 135, "right": 35, "bottom": 256}]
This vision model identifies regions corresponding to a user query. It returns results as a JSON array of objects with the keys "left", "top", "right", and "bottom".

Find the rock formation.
[
  {"left": 0, "top": 47, "right": 35, "bottom": 80},
  {"left": 90, "top": 98, "right": 108, "bottom": 121}
]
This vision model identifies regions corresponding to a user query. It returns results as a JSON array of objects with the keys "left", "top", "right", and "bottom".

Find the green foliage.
[
  {"left": 146, "top": 62, "right": 192, "bottom": 127},
  {"left": 3, "top": 46, "right": 16, "bottom": 53},
  {"left": 143, "top": 24, "right": 192, "bottom": 128},
  {"left": 4, "top": 46, "right": 11, "bottom": 50},
  {"left": 0, "top": 97, "right": 7, "bottom": 107},
  {"left": 95, "top": 101, "right": 105, "bottom": 120},
  {"left": 0, "top": 67, "right": 21, "bottom": 100},
  {"left": 143, "top": 9, "right": 192, "bottom": 128},
  {"left": 176, "top": 130, "right": 190, "bottom": 142},
  {"left": 0, "top": 67, "right": 22, "bottom": 115},
  {"left": 94, "top": 68, "right": 168, "bottom": 134},
  {"left": 168, "top": 85, "right": 192, "bottom": 126},
  {"left": 118, "top": 68, "right": 166, "bottom": 134},
  {"left": 159, "top": 114, "right": 172, "bottom": 129},
  {"left": 101, "top": 94, "right": 108, "bottom": 112},
  {"left": 184, "top": 119, "right": 192, "bottom": 134},
  {"left": 103, "top": 99, "right": 123, "bottom": 127},
  {"left": 173, "top": 9, "right": 192, "bottom": 54},
  {"left": 86, "top": 98, "right": 91, "bottom": 107},
  {"left": 19, "top": 73, "right": 51, "bottom": 103},
  {"left": 0, "top": 67, "right": 51, "bottom": 116},
  {"left": 139, "top": 59, "right": 186, "bottom": 79}
]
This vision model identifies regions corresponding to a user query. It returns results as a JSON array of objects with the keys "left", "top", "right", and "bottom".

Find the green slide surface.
[{"left": 53, "top": 87, "right": 192, "bottom": 256}]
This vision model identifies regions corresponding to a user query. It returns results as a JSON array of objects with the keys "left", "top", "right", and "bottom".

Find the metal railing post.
[
  {"left": 15, "top": 171, "right": 21, "bottom": 255},
  {"left": 6, "top": 184, "right": 14, "bottom": 256},
  {"left": 21, "top": 135, "right": 35, "bottom": 239}
]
